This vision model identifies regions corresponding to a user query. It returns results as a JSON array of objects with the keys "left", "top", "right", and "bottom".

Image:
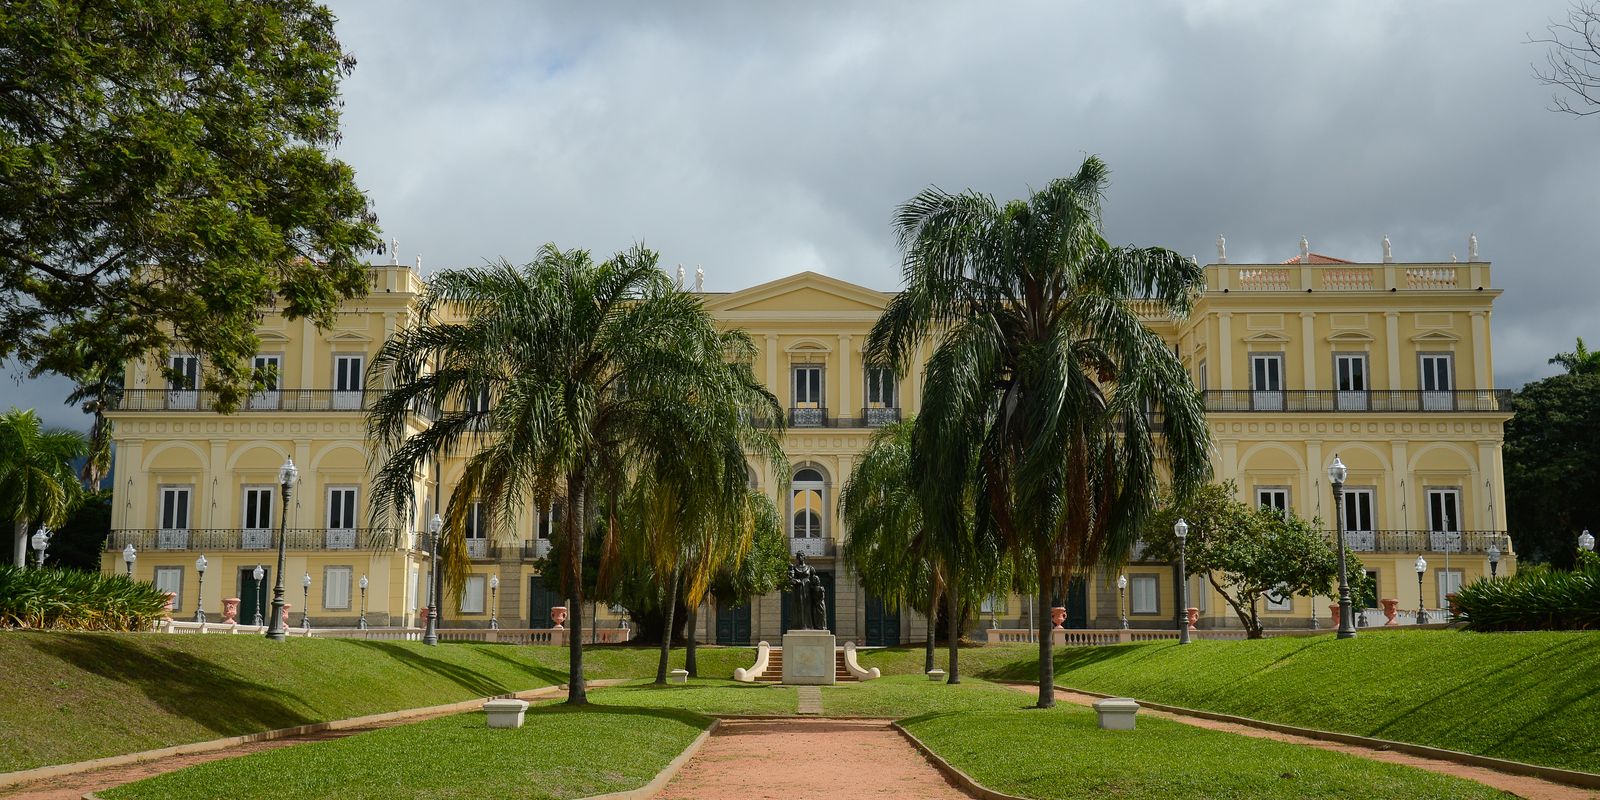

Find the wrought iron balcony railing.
[
  {"left": 1203, "top": 389, "right": 1510, "bottom": 413},
  {"left": 1334, "top": 530, "right": 1510, "bottom": 555},
  {"left": 108, "top": 528, "right": 398, "bottom": 552},
  {"left": 521, "top": 539, "right": 553, "bottom": 560},
  {"left": 790, "top": 536, "right": 835, "bottom": 557}
]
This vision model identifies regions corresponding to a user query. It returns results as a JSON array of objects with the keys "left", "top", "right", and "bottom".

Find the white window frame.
[
  {"left": 250, "top": 354, "right": 282, "bottom": 410},
  {"left": 465, "top": 501, "right": 488, "bottom": 559},
  {"left": 333, "top": 354, "right": 365, "bottom": 409},
  {"left": 1436, "top": 568, "right": 1464, "bottom": 601},
  {"left": 1341, "top": 487, "right": 1377, "bottom": 551},
  {"left": 154, "top": 566, "right": 184, "bottom": 610},
  {"left": 324, "top": 566, "right": 353, "bottom": 610},
  {"left": 790, "top": 469, "right": 826, "bottom": 540},
  {"left": 461, "top": 574, "right": 487, "bottom": 614},
  {"left": 1334, "top": 352, "right": 1368, "bottom": 411},
  {"left": 1256, "top": 487, "right": 1290, "bottom": 514},
  {"left": 1265, "top": 584, "right": 1292, "bottom": 612},
  {"left": 326, "top": 486, "right": 358, "bottom": 549},
  {"left": 792, "top": 365, "right": 823, "bottom": 408},
  {"left": 1427, "top": 488, "right": 1462, "bottom": 552},
  {"left": 1130, "top": 574, "right": 1159, "bottom": 615},
  {"left": 865, "top": 367, "right": 897, "bottom": 408},
  {"left": 1250, "top": 353, "right": 1284, "bottom": 410},
  {"left": 1196, "top": 359, "right": 1208, "bottom": 391},
  {"left": 166, "top": 353, "right": 199, "bottom": 409},
  {"left": 242, "top": 485, "right": 274, "bottom": 549},
  {"left": 1419, "top": 353, "right": 1455, "bottom": 410},
  {"left": 159, "top": 485, "right": 193, "bottom": 549}
]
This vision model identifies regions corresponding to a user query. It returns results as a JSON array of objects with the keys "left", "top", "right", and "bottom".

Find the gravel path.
[
  {"left": 1009, "top": 685, "right": 1598, "bottom": 800},
  {"left": 655, "top": 718, "right": 971, "bottom": 800}
]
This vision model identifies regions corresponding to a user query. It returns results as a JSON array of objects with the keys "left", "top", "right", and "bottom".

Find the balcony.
[
  {"left": 790, "top": 537, "right": 835, "bottom": 557},
  {"left": 1335, "top": 530, "right": 1508, "bottom": 555},
  {"left": 522, "top": 539, "right": 553, "bottom": 560},
  {"left": 116, "top": 389, "right": 374, "bottom": 413},
  {"left": 862, "top": 407, "right": 901, "bottom": 427},
  {"left": 465, "top": 539, "right": 490, "bottom": 560},
  {"left": 790, "top": 407, "right": 830, "bottom": 427},
  {"left": 782, "top": 408, "right": 904, "bottom": 429},
  {"left": 1203, "top": 390, "right": 1510, "bottom": 413},
  {"left": 109, "top": 528, "right": 396, "bottom": 552}
]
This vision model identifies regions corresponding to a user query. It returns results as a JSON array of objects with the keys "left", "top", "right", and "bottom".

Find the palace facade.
[{"left": 102, "top": 244, "right": 1513, "bottom": 642}]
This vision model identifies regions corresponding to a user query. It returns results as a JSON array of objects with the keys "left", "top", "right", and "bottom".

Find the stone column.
[
  {"left": 1470, "top": 311, "right": 1491, "bottom": 389},
  {"left": 837, "top": 335, "right": 852, "bottom": 419},
  {"left": 1300, "top": 312, "right": 1317, "bottom": 391},
  {"left": 765, "top": 334, "right": 779, "bottom": 399},
  {"left": 1385, "top": 312, "right": 1402, "bottom": 390},
  {"left": 1217, "top": 313, "right": 1234, "bottom": 390}
]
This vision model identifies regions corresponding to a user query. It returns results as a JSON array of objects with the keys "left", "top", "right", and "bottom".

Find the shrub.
[
  {"left": 1454, "top": 554, "right": 1600, "bottom": 632},
  {"left": 0, "top": 565, "right": 170, "bottom": 631}
]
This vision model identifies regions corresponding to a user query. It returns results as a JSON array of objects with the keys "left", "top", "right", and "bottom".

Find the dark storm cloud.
[{"left": 14, "top": 1, "right": 1598, "bottom": 427}]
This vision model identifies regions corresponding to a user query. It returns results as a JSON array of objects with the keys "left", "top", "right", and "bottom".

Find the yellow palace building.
[{"left": 102, "top": 237, "right": 1513, "bottom": 642}]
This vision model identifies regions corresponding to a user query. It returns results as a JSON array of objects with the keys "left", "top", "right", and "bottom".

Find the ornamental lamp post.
[
  {"left": 252, "top": 564, "right": 266, "bottom": 625},
  {"left": 1414, "top": 555, "right": 1429, "bottom": 625},
  {"left": 1174, "top": 518, "right": 1190, "bottom": 645},
  {"left": 1117, "top": 574, "right": 1129, "bottom": 630},
  {"left": 123, "top": 543, "right": 137, "bottom": 578},
  {"left": 489, "top": 574, "right": 500, "bottom": 630},
  {"left": 358, "top": 574, "right": 369, "bottom": 629},
  {"left": 424, "top": 513, "right": 442, "bottom": 646},
  {"left": 265, "top": 457, "right": 298, "bottom": 641},
  {"left": 194, "top": 554, "right": 208, "bottom": 623},
  {"left": 31, "top": 526, "right": 50, "bottom": 569},
  {"left": 301, "top": 573, "right": 312, "bottom": 629},
  {"left": 1487, "top": 543, "right": 1500, "bottom": 579},
  {"left": 1329, "top": 455, "right": 1356, "bottom": 639}
]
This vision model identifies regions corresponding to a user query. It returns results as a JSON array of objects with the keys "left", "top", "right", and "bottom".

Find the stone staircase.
[{"left": 752, "top": 647, "right": 858, "bottom": 683}]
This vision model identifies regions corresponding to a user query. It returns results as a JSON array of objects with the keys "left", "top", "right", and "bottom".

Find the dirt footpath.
[{"left": 655, "top": 718, "right": 972, "bottom": 800}]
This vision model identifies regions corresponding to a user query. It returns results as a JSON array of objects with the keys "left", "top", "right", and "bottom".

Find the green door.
[
  {"left": 1066, "top": 577, "right": 1088, "bottom": 629},
  {"left": 781, "top": 570, "right": 835, "bottom": 633},
  {"left": 238, "top": 567, "right": 270, "bottom": 625},
  {"left": 528, "top": 575, "right": 561, "bottom": 628},
  {"left": 714, "top": 601, "right": 751, "bottom": 645},
  {"left": 864, "top": 594, "right": 900, "bottom": 646}
]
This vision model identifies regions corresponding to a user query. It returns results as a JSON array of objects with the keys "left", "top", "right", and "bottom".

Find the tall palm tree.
[
  {"left": 0, "top": 408, "right": 87, "bottom": 567},
  {"left": 1550, "top": 337, "right": 1600, "bottom": 375},
  {"left": 866, "top": 156, "right": 1212, "bottom": 708},
  {"left": 367, "top": 244, "right": 780, "bottom": 705}
]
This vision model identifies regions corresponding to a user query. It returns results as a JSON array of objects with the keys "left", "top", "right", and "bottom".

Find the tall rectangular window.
[
  {"left": 1420, "top": 353, "right": 1454, "bottom": 410},
  {"left": 242, "top": 486, "right": 273, "bottom": 529},
  {"left": 461, "top": 575, "right": 486, "bottom": 613},
  {"left": 324, "top": 566, "right": 353, "bottom": 610},
  {"left": 536, "top": 501, "right": 563, "bottom": 540},
  {"left": 792, "top": 365, "right": 822, "bottom": 407},
  {"left": 160, "top": 486, "right": 192, "bottom": 531},
  {"left": 248, "top": 354, "right": 282, "bottom": 410},
  {"left": 865, "top": 367, "right": 896, "bottom": 408},
  {"left": 1196, "top": 360, "right": 1208, "bottom": 391},
  {"left": 167, "top": 354, "right": 199, "bottom": 409},
  {"left": 333, "top": 354, "right": 364, "bottom": 409},
  {"left": 1427, "top": 489, "right": 1460, "bottom": 532},
  {"left": 1335, "top": 353, "right": 1368, "bottom": 410},
  {"left": 1341, "top": 488, "right": 1376, "bottom": 550},
  {"left": 1130, "top": 575, "right": 1159, "bottom": 614},
  {"left": 1265, "top": 585, "right": 1292, "bottom": 612},
  {"left": 1250, "top": 353, "right": 1284, "bottom": 410},
  {"left": 327, "top": 487, "right": 357, "bottom": 530},
  {"left": 154, "top": 566, "right": 184, "bottom": 610}
]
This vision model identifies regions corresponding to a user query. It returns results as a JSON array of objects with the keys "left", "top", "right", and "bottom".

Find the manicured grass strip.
[
  {"left": 593, "top": 678, "right": 799, "bottom": 715},
  {"left": 0, "top": 630, "right": 752, "bottom": 773},
  {"left": 821, "top": 674, "right": 1035, "bottom": 716},
  {"left": 904, "top": 706, "right": 1507, "bottom": 800},
  {"left": 861, "top": 630, "right": 1600, "bottom": 774},
  {"left": 101, "top": 704, "right": 711, "bottom": 800}
]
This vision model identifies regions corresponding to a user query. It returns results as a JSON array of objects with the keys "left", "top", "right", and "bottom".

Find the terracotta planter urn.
[
  {"left": 1049, "top": 606, "right": 1066, "bottom": 630},
  {"left": 1330, "top": 603, "right": 1342, "bottom": 625},
  {"left": 1446, "top": 592, "right": 1460, "bottom": 620},
  {"left": 162, "top": 591, "right": 177, "bottom": 619},
  {"left": 1380, "top": 598, "right": 1400, "bottom": 626},
  {"left": 551, "top": 605, "right": 568, "bottom": 629},
  {"left": 280, "top": 603, "right": 291, "bottom": 629},
  {"left": 1185, "top": 607, "right": 1199, "bottom": 631},
  {"left": 222, "top": 598, "right": 240, "bottom": 623}
]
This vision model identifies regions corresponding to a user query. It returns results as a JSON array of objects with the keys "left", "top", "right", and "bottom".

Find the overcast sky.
[{"left": 9, "top": 0, "right": 1599, "bottom": 429}]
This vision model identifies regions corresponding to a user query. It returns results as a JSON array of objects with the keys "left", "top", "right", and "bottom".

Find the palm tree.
[
  {"left": 1549, "top": 337, "right": 1600, "bottom": 375},
  {"left": 865, "top": 156, "right": 1212, "bottom": 708},
  {"left": 367, "top": 244, "right": 781, "bottom": 705},
  {"left": 0, "top": 408, "right": 88, "bottom": 567}
]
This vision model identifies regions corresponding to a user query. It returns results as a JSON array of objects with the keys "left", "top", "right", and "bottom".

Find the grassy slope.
[
  {"left": 0, "top": 631, "right": 751, "bottom": 773},
  {"left": 861, "top": 629, "right": 1600, "bottom": 773},
  {"left": 101, "top": 705, "right": 711, "bottom": 800}
]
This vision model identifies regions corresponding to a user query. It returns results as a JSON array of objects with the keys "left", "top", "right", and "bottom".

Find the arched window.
[{"left": 790, "top": 467, "right": 826, "bottom": 540}]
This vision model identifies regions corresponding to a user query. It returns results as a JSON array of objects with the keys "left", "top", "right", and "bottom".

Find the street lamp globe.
[
  {"left": 429, "top": 513, "right": 444, "bottom": 537},
  {"left": 195, "top": 553, "right": 208, "bottom": 574},
  {"left": 302, "top": 573, "right": 311, "bottom": 589},
  {"left": 1174, "top": 518, "right": 1188, "bottom": 541},
  {"left": 1116, "top": 574, "right": 1127, "bottom": 590},
  {"left": 253, "top": 564, "right": 265, "bottom": 582},
  {"left": 1415, "top": 555, "right": 1427, "bottom": 574},
  {"left": 279, "top": 457, "right": 299, "bottom": 490},
  {"left": 359, "top": 574, "right": 369, "bottom": 591},
  {"left": 31, "top": 527, "right": 50, "bottom": 566},
  {"left": 490, "top": 574, "right": 499, "bottom": 591},
  {"left": 1487, "top": 544, "right": 1500, "bottom": 576},
  {"left": 1327, "top": 455, "right": 1347, "bottom": 486},
  {"left": 122, "top": 542, "right": 137, "bottom": 575},
  {"left": 1581, "top": 530, "right": 1595, "bottom": 552}
]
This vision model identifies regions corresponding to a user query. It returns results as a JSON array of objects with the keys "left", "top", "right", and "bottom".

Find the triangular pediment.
[
  {"left": 704, "top": 271, "right": 892, "bottom": 314},
  {"left": 256, "top": 329, "right": 291, "bottom": 343},
  {"left": 1409, "top": 330, "right": 1461, "bottom": 344},
  {"left": 1242, "top": 330, "right": 1292, "bottom": 343},
  {"left": 1326, "top": 330, "right": 1375, "bottom": 343},
  {"left": 325, "top": 330, "right": 373, "bottom": 344}
]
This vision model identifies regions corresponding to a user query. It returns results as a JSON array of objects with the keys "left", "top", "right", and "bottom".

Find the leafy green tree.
[
  {"left": 367, "top": 245, "right": 780, "bottom": 705},
  {"left": 1505, "top": 372, "right": 1600, "bottom": 567},
  {"left": 1142, "top": 482, "right": 1375, "bottom": 638},
  {"left": 840, "top": 417, "right": 1005, "bottom": 682},
  {"left": 43, "top": 490, "right": 111, "bottom": 571},
  {"left": 0, "top": 408, "right": 87, "bottom": 567},
  {"left": 865, "top": 156, "right": 1212, "bottom": 707},
  {"left": 0, "top": 0, "right": 382, "bottom": 409},
  {"left": 1549, "top": 337, "right": 1600, "bottom": 376}
]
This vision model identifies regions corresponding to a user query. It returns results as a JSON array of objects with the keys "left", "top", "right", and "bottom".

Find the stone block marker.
[
  {"left": 926, "top": 669, "right": 946, "bottom": 682},
  {"left": 483, "top": 698, "right": 529, "bottom": 729},
  {"left": 1093, "top": 697, "right": 1140, "bottom": 730},
  {"left": 668, "top": 668, "right": 689, "bottom": 685}
]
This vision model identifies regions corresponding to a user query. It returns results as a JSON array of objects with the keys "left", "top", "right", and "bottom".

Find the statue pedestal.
[{"left": 781, "top": 630, "right": 836, "bottom": 685}]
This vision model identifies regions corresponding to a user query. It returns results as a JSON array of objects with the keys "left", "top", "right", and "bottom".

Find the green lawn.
[
  {"left": 99, "top": 704, "right": 711, "bottom": 800},
  {"left": 905, "top": 704, "right": 1507, "bottom": 800},
  {"left": 591, "top": 678, "right": 800, "bottom": 715},
  {"left": 0, "top": 630, "right": 751, "bottom": 772},
  {"left": 862, "top": 629, "right": 1600, "bottom": 774}
]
